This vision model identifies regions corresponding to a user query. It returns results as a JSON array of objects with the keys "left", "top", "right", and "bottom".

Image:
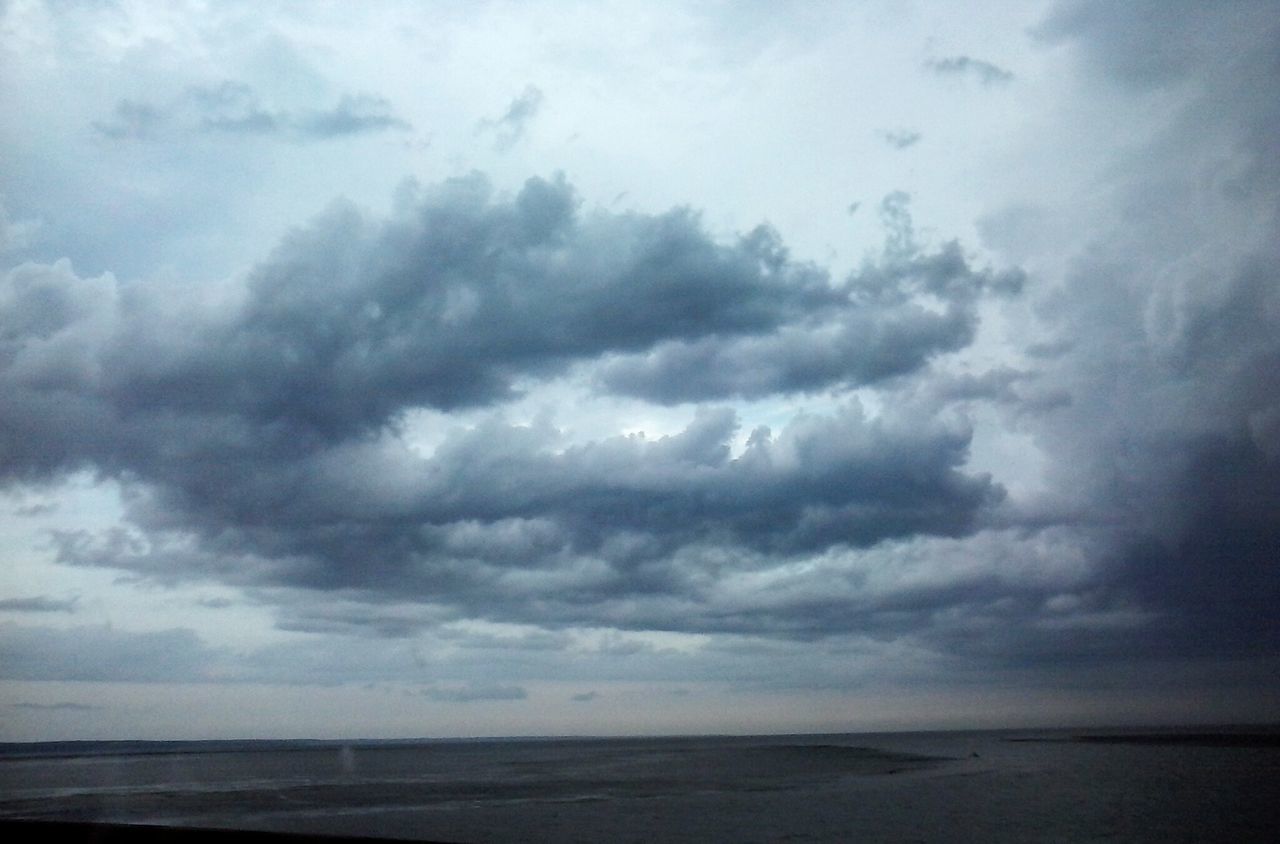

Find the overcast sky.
[{"left": 2, "top": 0, "right": 1279, "bottom": 741}]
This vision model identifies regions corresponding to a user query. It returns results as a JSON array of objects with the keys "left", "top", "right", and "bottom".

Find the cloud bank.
[
  {"left": 1, "top": 0, "right": 1278, "bottom": 726},
  {"left": 2, "top": 173, "right": 1022, "bottom": 645}
]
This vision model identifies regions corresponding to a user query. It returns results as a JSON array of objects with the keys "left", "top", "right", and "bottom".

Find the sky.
[{"left": 2, "top": 0, "right": 1279, "bottom": 741}]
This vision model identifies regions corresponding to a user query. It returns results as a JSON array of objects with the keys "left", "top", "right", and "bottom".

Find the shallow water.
[{"left": 2, "top": 729, "right": 1278, "bottom": 842}]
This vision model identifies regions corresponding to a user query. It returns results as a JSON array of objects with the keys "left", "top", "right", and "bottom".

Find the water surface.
[{"left": 2, "top": 728, "right": 1277, "bottom": 842}]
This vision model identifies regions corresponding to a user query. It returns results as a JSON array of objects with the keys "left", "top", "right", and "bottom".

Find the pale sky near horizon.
[{"left": 2, "top": 0, "right": 1279, "bottom": 740}]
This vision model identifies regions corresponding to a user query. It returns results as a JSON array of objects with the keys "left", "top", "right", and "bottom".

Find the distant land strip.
[{"left": 1008, "top": 733, "right": 1280, "bottom": 748}]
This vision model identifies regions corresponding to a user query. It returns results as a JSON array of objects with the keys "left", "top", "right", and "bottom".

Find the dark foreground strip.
[{"left": 0, "top": 820, "right": 458, "bottom": 844}]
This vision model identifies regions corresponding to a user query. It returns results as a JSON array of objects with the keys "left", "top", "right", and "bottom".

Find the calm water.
[{"left": 2, "top": 729, "right": 1278, "bottom": 842}]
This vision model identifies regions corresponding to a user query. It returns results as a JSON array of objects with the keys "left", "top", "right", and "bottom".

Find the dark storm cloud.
[
  {"left": 94, "top": 82, "right": 410, "bottom": 142},
  {"left": 1117, "top": 437, "right": 1280, "bottom": 655},
  {"left": 478, "top": 85, "right": 544, "bottom": 150},
  {"left": 997, "top": 1, "right": 1280, "bottom": 658},
  {"left": 599, "top": 190, "right": 1023, "bottom": 405},
  {"left": 598, "top": 232, "right": 1022, "bottom": 403},
  {"left": 925, "top": 56, "right": 1014, "bottom": 85},
  {"left": 44, "top": 404, "right": 1002, "bottom": 634},
  {"left": 1032, "top": 0, "right": 1275, "bottom": 91},
  {"left": 1, "top": 175, "right": 1005, "bottom": 455},
  {"left": 0, "top": 171, "right": 1019, "bottom": 639},
  {"left": 0, "top": 596, "right": 76, "bottom": 613}
]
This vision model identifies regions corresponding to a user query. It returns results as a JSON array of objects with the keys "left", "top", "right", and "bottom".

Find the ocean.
[{"left": 2, "top": 728, "right": 1278, "bottom": 842}]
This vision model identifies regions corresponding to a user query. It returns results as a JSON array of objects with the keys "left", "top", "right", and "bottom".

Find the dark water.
[{"left": 2, "top": 729, "right": 1279, "bottom": 842}]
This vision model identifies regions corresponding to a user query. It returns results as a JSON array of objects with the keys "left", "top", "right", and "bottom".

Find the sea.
[{"left": 2, "top": 727, "right": 1279, "bottom": 842}]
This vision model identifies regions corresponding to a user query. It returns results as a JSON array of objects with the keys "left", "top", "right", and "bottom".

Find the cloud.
[
  {"left": 7, "top": 0, "right": 1276, "bottom": 683},
  {"left": 11, "top": 702, "right": 101, "bottom": 712},
  {"left": 0, "top": 0, "right": 1277, "bottom": 726},
  {"left": 93, "top": 99, "right": 168, "bottom": 140},
  {"left": 0, "top": 624, "right": 218, "bottom": 682},
  {"left": 0, "top": 175, "right": 1015, "bottom": 454},
  {"left": 596, "top": 229, "right": 1022, "bottom": 403},
  {"left": 0, "top": 201, "right": 40, "bottom": 255},
  {"left": 596, "top": 192, "right": 1021, "bottom": 404},
  {"left": 478, "top": 85, "right": 544, "bottom": 150},
  {"left": 0, "top": 173, "right": 1020, "bottom": 642},
  {"left": 1031, "top": 0, "right": 1272, "bottom": 91},
  {"left": 925, "top": 56, "right": 1014, "bottom": 86},
  {"left": 293, "top": 95, "right": 413, "bottom": 139},
  {"left": 44, "top": 403, "right": 1003, "bottom": 635},
  {"left": 94, "top": 82, "right": 410, "bottom": 142},
  {"left": 0, "top": 596, "right": 76, "bottom": 613},
  {"left": 418, "top": 684, "right": 527, "bottom": 703},
  {"left": 983, "top": 0, "right": 1280, "bottom": 658},
  {"left": 570, "top": 691, "right": 598, "bottom": 702},
  {"left": 271, "top": 598, "right": 455, "bottom": 640},
  {"left": 881, "top": 129, "right": 921, "bottom": 150},
  {"left": 13, "top": 501, "right": 57, "bottom": 516}
]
